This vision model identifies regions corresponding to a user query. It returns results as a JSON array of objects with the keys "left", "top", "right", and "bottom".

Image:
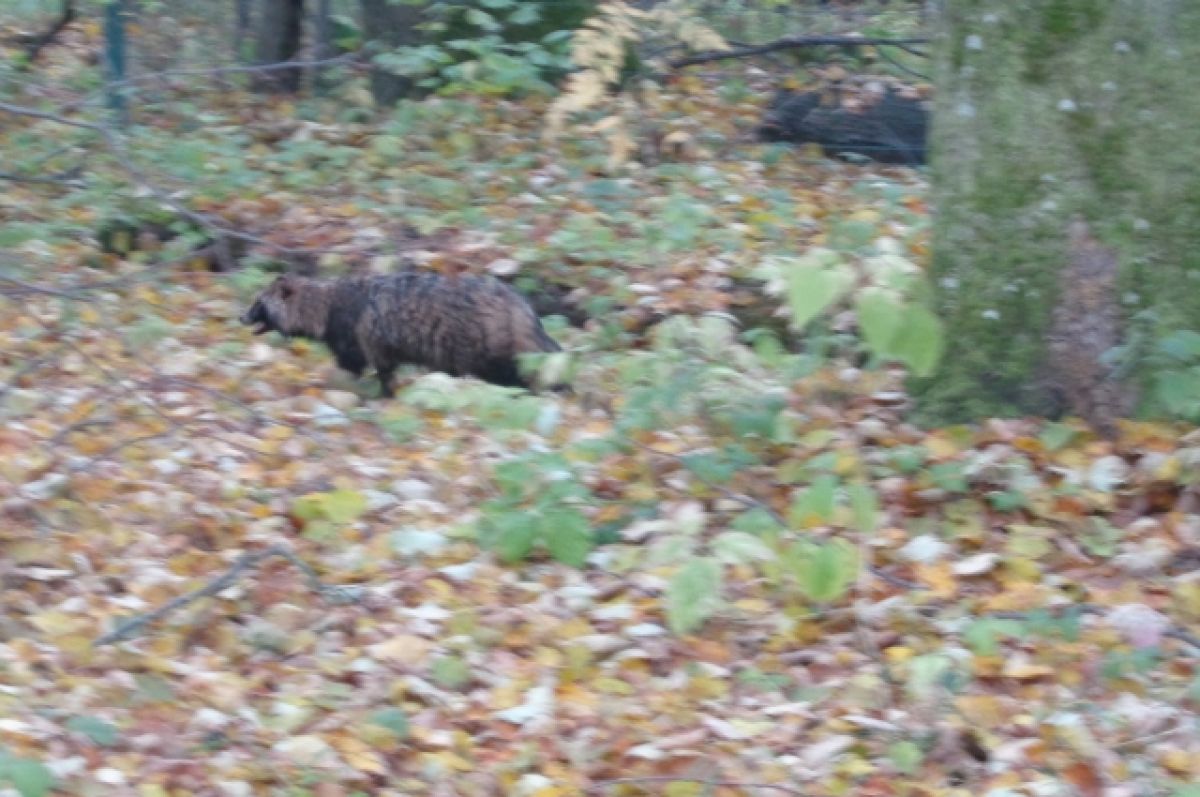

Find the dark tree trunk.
[
  {"left": 253, "top": 0, "right": 304, "bottom": 93},
  {"left": 360, "top": 0, "right": 426, "bottom": 106},
  {"left": 233, "top": 0, "right": 253, "bottom": 62},
  {"left": 313, "top": 0, "right": 333, "bottom": 90}
]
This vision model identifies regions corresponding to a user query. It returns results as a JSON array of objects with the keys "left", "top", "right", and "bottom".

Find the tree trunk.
[
  {"left": 914, "top": 1, "right": 1200, "bottom": 433},
  {"left": 233, "top": 0, "right": 253, "bottom": 62},
  {"left": 360, "top": 0, "right": 426, "bottom": 106},
  {"left": 253, "top": 0, "right": 304, "bottom": 93}
]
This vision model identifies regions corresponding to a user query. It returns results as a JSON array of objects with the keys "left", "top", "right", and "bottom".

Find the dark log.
[{"left": 758, "top": 86, "right": 928, "bottom": 165}]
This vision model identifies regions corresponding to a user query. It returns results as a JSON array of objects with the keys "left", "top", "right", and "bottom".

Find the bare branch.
[
  {"left": 669, "top": 35, "right": 930, "bottom": 69},
  {"left": 0, "top": 100, "right": 106, "bottom": 132},
  {"left": 590, "top": 776, "right": 809, "bottom": 796},
  {"left": 12, "top": 0, "right": 76, "bottom": 63},
  {"left": 94, "top": 544, "right": 360, "bottom": 646}
]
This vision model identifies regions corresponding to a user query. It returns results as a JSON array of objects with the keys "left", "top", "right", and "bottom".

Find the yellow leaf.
[
  {"left": 1002, "top": 658, "right": 1053, "bottom": 680},
  {"left": 915, "top": 561, "right": 957, "bottom": 598},
  {"left": 368, "top": 635, "right": 430, "bottom": 666},
  {"left": 1173, "top": 580, "right": 1200, "bottom": 619},
  {"left": 955, "top": 695, "right": 1008, "bottom": 728},
  {"left": 1159, "top": 748, "right": 1195, "bottom": 775}
]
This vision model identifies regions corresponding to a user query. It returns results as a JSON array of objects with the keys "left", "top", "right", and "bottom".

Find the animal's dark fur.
[{"left": 240, "top": 272, "right": 562, "bottom": 396}]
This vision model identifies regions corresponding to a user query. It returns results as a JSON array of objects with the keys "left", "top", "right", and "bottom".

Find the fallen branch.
[
  {"left": 94, "top": 544, "right": 361, "bottom": 646},
  {"left": 669, "top": 34, "right": 929, "bottom": 69},
  {"left": 590, "top": 776, "right": 808, "bottom": 796},
  {"left": 13, "top": 0, "right": 76, "bottom": 64}
]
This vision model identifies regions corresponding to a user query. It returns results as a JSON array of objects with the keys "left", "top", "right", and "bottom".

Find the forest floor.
[{"left": 1, "top": 15, "right": 1198, "bottom": 797}]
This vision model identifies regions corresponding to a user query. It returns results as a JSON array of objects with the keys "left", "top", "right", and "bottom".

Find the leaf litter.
[{"left": 0, "top": 22, "right": 1198, "bottom": 797}]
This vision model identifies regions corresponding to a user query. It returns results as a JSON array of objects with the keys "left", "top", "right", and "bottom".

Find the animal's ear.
[{"left": 277, "top": 273, "right": 295, "bottom": 299}]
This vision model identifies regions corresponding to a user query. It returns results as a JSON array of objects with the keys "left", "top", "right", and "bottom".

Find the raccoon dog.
[{"left": 240, "top": 272, "right": 562, "bottom": 396}]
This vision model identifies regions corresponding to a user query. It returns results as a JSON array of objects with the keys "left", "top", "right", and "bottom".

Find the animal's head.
[{"left": 240, "top": 273, "right": 299, "bottom": 336}]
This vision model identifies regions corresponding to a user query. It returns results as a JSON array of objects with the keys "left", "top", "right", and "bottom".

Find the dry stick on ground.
[
  {"left": 668, "top": 34, "right": 929, "bottom": 69},
  {"left": 590, "top": 776, "right": 808, "bottom": 797},
  {"left": 94, "top": 544, "right": 360, "bottom": 646}
]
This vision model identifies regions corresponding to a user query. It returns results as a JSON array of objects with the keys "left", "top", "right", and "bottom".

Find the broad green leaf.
[
  {"left": 963, "top": 618, "right": 1025, "bottom": 655},
  {"left": 368, "top": 708, "right": 410, "bottom": 739},
  {"left": 889, "top": 305, "right": 945, "bottom": 377},
  {"left": 464, "top": 8, "right": 500, "bottom": 31},
  {"left": 133, "top": 674, "right": 174, "bottom": 704},
  {"left": 855, "top": 287, "right": 904, "bottom": 355},
  {"left": 541, "top": 507, "right": 593, "bottom": 567},
  {"left": 7, "top": 756, "right": 53, "bottom": 797},
  {"left": 1158, "top": 330, "right": 1200, "bottom": 361},
  {"left": 681, "top": 451, "right": 736, "bottom": 484},
  {"left": 731, "top": 507, "right": 785, "bottom": 535},
  {"left": 666, "top": 557, "right": 722, "bottom": 635},
  {"left": 906, "top": 653, "right": 953, "bottom": 700},
  {"left": 784, "top": 253, "right": 852, "bottom": 331},
  {"left": 484, "top": 513, "right": 537, "bottom": 563},
  {"left": 789, "top": 474, "right": 838, "bottom": 528},
  {"left": 789, "top": 539, "right": 857, "bottom": 603},
  {"left": 431, "top": 656, "right": 472, "bottom": 690},
  {"left": 888, "top": 740, "right": 922, "bottom": 775},
  {"left": 321, "top": 490, "right": 367, "bottom": 524},
  {"left": 847, "top": 483, "right": 878, "bottom": 535},
  {"left": 66, "top": 716, "right": 119, "bottom": 747},
  {"left": 712, "top": 531, "right": 774, "bottom": 564}
]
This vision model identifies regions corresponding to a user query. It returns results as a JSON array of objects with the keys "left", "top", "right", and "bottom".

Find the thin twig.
[
  {"left": 94, "top": 544, "right": 358, "bottom": 646},
  {"left": 590, "top": 776, "right": 808, "bottom": 796},
  {"left": 875, "top": 44, "right": 931, "bottom": 81},
  {"left": 670, "top": 35, "right": 930, "bottom": 69}
]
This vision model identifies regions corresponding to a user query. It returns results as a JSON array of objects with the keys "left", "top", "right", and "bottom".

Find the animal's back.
[{"left": 354, "top": 272, "right": 559, "bottom": 388}]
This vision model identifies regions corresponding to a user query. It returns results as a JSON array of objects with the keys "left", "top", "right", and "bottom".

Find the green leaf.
[
  {"left": 5, "top": 756, "right": 53, "bottom": 797},
  {"left": 133, "top": 673, "right": 174, "bottom": 704},
  {"left": 541, "top": 507, "right": 593, "bottom": 567},
  {"left": 731, "top": 507, "right": 785, "bottom": 535},
  {"left": 507, "top": 3, "right": 541, "bottom": 25},
  {"left": 906, "top": 653, "right": 953, "bottom": 700},
  {"left": 889, "top": 305, "right": 945, "bottom": 377},
  {"left": 482, "top": 513, "right": 537, "bottom": 563},
  {"left": 963, "top": 618, "right": 1025, "bottom": 655},
  {"left": 681, "top": 451, "right": 736, "bottom": 484},
  {"left": 887, "top": 740, "right": 922, "bottom": 775},
  {"left": 789, "top": 539, "right": 857, "bottom": 603},
  {"left": 464, "top": 8, "right": 500, "bottom": 31},
  {"left": 1038, "top": 422, "right": 1076, "bottom": 452},
  {"left": 0, "top": 224, "right": 38, "bottom": 247},
  {"left": 431, "top": 656, "right": 472, "bottom": 690},
  {"left": 322, "top": 489, "right": 368, "bottom": 523},
  {"left": 788, "top": 474, "right": 838, "bottom": 528},
  {"left": 783, "top": 252, "right": 852, "bottom": 331},
  {"left": 855, "top": 288, "right": 904, "bottom": 355},
  {"left": 368, "top": 707, "right": 410, "bottom": 739},
  {"left": 66, "top": 715, "right": 119, "bottom": 747},
  {"left": 291, "top": 494, "right": 324, "bottom": 522},
  {"left": 847, "top": 483, "right": 878, "bottom": 534},
  {"left": 1158, "top": 330, "right": 1200, "bottom": 361},
  {"left": 711, "top": 531, "right": 774, "bottom": 565},
  {"left": 666, "top": 557, "right": 722, "bottom": 635}
]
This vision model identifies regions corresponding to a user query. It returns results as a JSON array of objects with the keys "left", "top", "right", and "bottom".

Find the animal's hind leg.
[{"left": 377, "top": 367, "right": 397, "bottom": 398}]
